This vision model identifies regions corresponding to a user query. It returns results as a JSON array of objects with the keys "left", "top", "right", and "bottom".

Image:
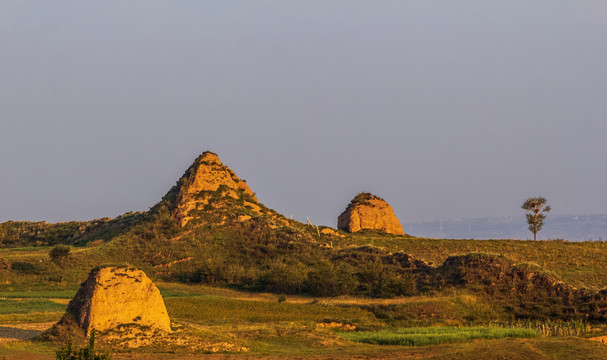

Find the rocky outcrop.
[
  {"left": 167, "top": 151, "right": 259, "bottom": 226},
  {"left": 337, "top": 193, "right": 404, "bottom": 235},
  {"left": 53, "top": 267, "right": 171, "bottom": 336}
]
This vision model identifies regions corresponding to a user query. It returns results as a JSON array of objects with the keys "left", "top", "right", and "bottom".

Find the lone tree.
[{"left": 522, "top": 197, "right": 551, "bottom": 240}]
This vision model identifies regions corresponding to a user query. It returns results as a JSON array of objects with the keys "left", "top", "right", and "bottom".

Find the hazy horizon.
[{"left": 2, "top": 1, "right": 606, "bottom": 228}]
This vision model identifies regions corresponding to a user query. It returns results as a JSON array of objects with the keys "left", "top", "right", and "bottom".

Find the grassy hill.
[
  {"left": 2, "top": 152, "right": 607, "bottom": 358},
  {"left": 345, "top": 232, "right": 607, "bottom": 290}
]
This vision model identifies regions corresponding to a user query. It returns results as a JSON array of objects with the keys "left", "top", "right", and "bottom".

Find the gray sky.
[{"left": 1, "top": 1, "right": 607, "bottom": 228}]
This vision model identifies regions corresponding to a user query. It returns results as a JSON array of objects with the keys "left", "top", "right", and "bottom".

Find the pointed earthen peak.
[
  {"left": 168, "top": 151, "right": 258, "bottom": 226},
  {"left": 337, "top": 192, "right": 404, "bottom": 235},
  {"left": 200, "top": 151, "right": 221, "bottom": 165},
  {"left": 56, "top": 267, "right": 171, "bottom": 335}
]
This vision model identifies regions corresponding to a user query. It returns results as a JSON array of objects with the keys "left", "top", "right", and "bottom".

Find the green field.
[
  {"left": 166, "top": 296, "right": 375, "bottom": 324},
  {"left": 0, "top": 299, "right": 65, "bottom": 314},
  {"left": 1, "top": 282, "right": 607, "bottom": 359},
  {"left": 339, "top": 326, "right": 539, "bottom": 346}
]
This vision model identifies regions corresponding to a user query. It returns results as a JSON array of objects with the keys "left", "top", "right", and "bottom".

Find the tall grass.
[
  {"left": 489, "top": 320, "right": 592, "bottom": 337},
  {"left": 339, "top": 326, "right": 539, "bottom": 346}
]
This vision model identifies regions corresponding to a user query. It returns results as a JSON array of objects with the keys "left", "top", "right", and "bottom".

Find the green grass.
[
  {"left": 0, "top": 290, "right": 76, "bottom": 299},
  {"left": 0, "top": 299, "right": 66, "bottom": 314},
  {"left": 166, "top": 296, "right": 376, "bottom": 324},
  {"left": 0, "top": 282, "right": 604, "bottom": 359},
  {"left": 344, "top": 235, "right": 607, "bottom": 290},
  {"left": 157, "top": 288, "right": 203, "bottom": 298},
  {"left": 339, "top": 326, "right": 539, "bottom": 346},
  {"left": 0, "top": 311, "right": 63, "bottom": 323},
  {"left": 357, "top": 293, "right": 508, "bottom": 327}
]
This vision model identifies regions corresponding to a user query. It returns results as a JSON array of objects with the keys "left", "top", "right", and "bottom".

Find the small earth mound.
[
  {"left": 337, "top": 192, "right": 404, "bottom": 235},
  {"left": 44, "top": 266, "right": 171, "bottom": 340}
]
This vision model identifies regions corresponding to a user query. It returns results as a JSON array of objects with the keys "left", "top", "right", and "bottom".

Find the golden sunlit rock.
[
  {"left": 338, "top": 193, "right": 404, "bottom": 235},
  {"left": 57, "top": 266, "right": 171, "bottom": 335},
  {"left": 172, "top": 151, "right": 258, "bottom": 226}
]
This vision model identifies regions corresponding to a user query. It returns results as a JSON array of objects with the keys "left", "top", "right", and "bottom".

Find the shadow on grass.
[{"left": 0, "top": 326, "right": 43, "bottom": 340}]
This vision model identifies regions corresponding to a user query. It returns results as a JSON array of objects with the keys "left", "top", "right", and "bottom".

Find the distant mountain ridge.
[{"left": 405, "top": 214, "right": 607, "bottom": 241}]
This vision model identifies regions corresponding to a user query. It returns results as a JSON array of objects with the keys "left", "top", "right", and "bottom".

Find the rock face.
[
  {"left": 168, "top": 151, "right": 258, "bottom": 226},
  {"left": 58, "top": 267, "right": 171, "bottom": 335},
  {"left": 337, "top": 193, "right": 404, "bottom": 235}
]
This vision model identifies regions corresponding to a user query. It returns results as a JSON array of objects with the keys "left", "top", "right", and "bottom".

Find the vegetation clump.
[
  {"left": 347, "top": 192, "right": 385, "bottom": 208},
  {"left": 49, "top": 245, "right": 71, "bottom": 266},
  {"left": 56, "top": 330, "right": 110, "bottom": 360}
]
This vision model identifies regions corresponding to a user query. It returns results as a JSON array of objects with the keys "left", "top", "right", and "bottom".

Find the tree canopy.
[{"left": 522, "top": 197, "right": 551, "bottom": 240}]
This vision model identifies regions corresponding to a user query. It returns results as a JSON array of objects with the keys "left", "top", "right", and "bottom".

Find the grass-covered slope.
[
  {"left": 3, "top": 207, "right": 607, "bottom": 325},
  {"left": 345, "top": 232, "right": 607, "bottom": 290},
  {"left": 3, "top": 151, "right": 607, "bottom": 328},
  {"left": 0, "top": 212, "right": 144, "bottom": 248}
]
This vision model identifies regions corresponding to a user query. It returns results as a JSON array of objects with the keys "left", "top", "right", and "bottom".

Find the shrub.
[
  {"left": 306, "top": 260, "right": 358, "bottom": 297},
  {"left": 49, "top": 245, "right": 71, "bottom": 266},
  {"left": 258, "top": 261, "right": 308, "bottom": 294},
  {"left": 357, "top": 260, "right": 405, "bottom": 297}
]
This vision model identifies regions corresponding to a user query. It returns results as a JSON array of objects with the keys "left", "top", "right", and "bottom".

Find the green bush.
[
  {"left": 258, "top": 261, "right": 308, "bottom": 294},
  {"left": 49, "top": 245, "right": 71, "bottom": 266},
  {"left": 306, "top": 260, "right": 358, "bottom": 297},
  {"left": 356, "top": 260, "right": 416, "bottom": 297}
]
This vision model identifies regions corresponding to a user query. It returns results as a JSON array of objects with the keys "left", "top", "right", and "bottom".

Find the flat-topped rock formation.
[
  {"left": 337, "top": 193, "right": 404, "bottom": 235},
  {"left": 51, "top": 267, "right": 171, "bottom": 336}
]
